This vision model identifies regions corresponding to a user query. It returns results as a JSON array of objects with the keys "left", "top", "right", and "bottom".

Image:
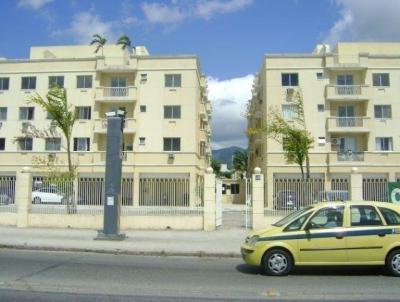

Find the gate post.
[
  {"left": 203, "top": 167, "right": 216, "bottom": 231},
  {"left": 16, "top": 167, "right": 32, "bottom": 228},
  {"left": 350, "top": 167, "right": 363, "bottom": 201},
  {"left": 252, "top": 167, "right": 265, "bottom": 230}
]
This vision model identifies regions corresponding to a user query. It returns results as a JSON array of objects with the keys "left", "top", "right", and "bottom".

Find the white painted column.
[
  {"left": 133, "top": 171, "right": 140, "bottom": 207},
  {"left": 16, "top": 168, "right": 32, "bottom": 228},
  {"left": 252, "top": 167, "right": 265, "bottom": 230},
  {"left": 203, "top": 167, "right": 216, "bottom": 231},
  {"left": 350, "top": 167, "right": 363, "bottom": 201}
]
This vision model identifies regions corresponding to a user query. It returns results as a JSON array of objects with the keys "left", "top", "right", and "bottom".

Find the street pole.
[{"left": 95, "top": 110, "right": 126, "bottom": 240}]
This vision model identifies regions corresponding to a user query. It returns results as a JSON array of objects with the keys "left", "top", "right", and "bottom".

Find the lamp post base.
[{"left": 94, "top": 231, "right": 127, "bottom": 241}]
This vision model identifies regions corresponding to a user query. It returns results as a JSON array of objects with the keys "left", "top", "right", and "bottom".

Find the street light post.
[{"left": 96, "top": 110, "right": 126, "bottom": 240}]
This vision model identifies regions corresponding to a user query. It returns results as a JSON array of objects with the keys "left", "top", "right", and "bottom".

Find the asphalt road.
[{"left": 0, "top": 249, "right": 399, "bottom": 301}]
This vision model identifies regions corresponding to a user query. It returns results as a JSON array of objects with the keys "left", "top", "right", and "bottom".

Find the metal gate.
[{"left": 215, "top": 179, "right": 222, "bottom": 227}]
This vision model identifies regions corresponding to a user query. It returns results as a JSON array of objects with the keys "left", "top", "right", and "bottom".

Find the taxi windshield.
[{"left": 272, "top": 206, "right": 313, "bottom": 227}]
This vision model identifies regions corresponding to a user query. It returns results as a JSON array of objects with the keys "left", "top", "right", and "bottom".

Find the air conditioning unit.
[
  {"left": 168, "top": 153, "right": 175, "bottom": 160},
  {"left": 22, "top": 122, "right": 31, "bottom": 129},
  {"left": 286, "top": 88, "right": 295, "bottom": 94},
  {"left": 331, "top": 138, "right": 339, "bottom": 145}
]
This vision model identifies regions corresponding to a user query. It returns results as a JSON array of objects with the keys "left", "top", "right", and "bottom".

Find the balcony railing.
[
  {"left": 337, "top": 151, "right": 364, "bottom": 162},
  {"left": 335, "top": 85, "right": 361, "bottom": 95},
  {"left": 336, "top": 117, "right": 363, "bottom": 127},
  {"left": 95, "top": 86, "right": 137, "bottom": 101},
  {"left": 326, "top": 85, "right": 370, "bottom": 100},
  {"left": 327, "top": 117, "right": 370, "bottom": 133}
]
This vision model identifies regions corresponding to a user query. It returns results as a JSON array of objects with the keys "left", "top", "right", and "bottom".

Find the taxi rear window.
[{"left": 379, "top": 207, "right": 400, "bottom": 225}]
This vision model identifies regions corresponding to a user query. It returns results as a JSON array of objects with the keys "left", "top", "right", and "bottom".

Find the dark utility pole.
[{"left": 96, "top": 111, "right": 126, "bottom": 240}]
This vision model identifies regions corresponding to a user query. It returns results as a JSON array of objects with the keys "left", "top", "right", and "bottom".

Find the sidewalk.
[{"left": 0, "top": 226, "right": 250, "bottom": 258}]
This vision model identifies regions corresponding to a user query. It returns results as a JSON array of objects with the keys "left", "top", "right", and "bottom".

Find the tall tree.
[
  {"left": 116, "top": 35, "right": 134, "bottom": 51},
  {"left": 232, "top": 150, "right": 247, "bottom": 173},
  {"left": 266, "top": 92, "right": 313, "bottom": 179},
  {"left": 90, "top": 34, "right": 107, "bottom": 55},
  {"left": 211, "top": 159, "right": 221, "bottom": 175}
]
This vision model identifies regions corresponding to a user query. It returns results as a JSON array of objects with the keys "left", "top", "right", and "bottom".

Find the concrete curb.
[{"left": 0, "top": 244, "right": 242, "bottom": 259}]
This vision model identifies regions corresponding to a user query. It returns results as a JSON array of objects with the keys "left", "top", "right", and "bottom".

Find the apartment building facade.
[
  {"left": 248, "top": 43, "right": 400, "bottom": 208},
  {"left": 0, "top": 45, "right": 211, "bottom": 207}
]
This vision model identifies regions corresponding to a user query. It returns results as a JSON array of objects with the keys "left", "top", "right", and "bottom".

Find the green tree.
[
  {"left": 211, "top": 159, "right": 221, "bottom": 175},
  {"left": 116, "top": 35, "right": 134, "bottom": 51},
  {"left": 90, "top": 34, "right": 107, "bottom": 55},
  {"left": 232, "top": 150, "right": 247, "bottom": 173},
  {"left": 266, "top": 92, "right": 313, "bottom": 179}
]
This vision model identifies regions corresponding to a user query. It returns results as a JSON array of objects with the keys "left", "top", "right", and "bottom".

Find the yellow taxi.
[{"left": 241, "top": 201, "right": 400, "bottom": 276}]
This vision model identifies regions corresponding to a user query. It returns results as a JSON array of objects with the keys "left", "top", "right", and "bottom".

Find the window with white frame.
[
  {"left": 282, "top": 104, "right": 299, "bottom": 120},
  {"left": 19, "top": 107, "right": 34, "bottom": 120},
  {"left": 373, "top": 73, "right": 390, "bottom": 87},
  {"left": 0, "top": 107, "right": 7, "bottom": 121},
  {"left": 73, "top": 138, "right": 90, "bottom": 151},
  {"left": 0, "top": 78, "right": 9, "bottom": 90},
  {"left": 163, "top": 137, "right": 181, "bottom": 151},
  {"left": 21, "top": 77, "right": 36, "bottom": 90},
  {"left": 77, "top": 75, "right": 92, "bottom": 88},
  {"left": 45, "top": 138, "right": 61, "bottom": 151},
  {"left": 140, "top": 105, "right": 146, "bottom": 113},
  {"left": 281, "top": 73, "right": 298, "bottom": 86},
  {"left": 0, "top": 138, "right": 5, "bottom": 151},
  {"left": 75, "top": 106, "right": 91, "bottom": 120},
  {"left": 48, "top": 76, "right": 64, "bottom": 88},
  {"left": 140, "top": 73, "right": 147, "bottom": 83},
  {"left": 374, "top": 105, "right": 392, "bottom": 119},
  {"left": 139, "top": 137, "right": 146, "bottom": 145},
  {"left": 164, "top": 105, "right": 181, "bottom": 119},
  {"left": 376, "top": 137, "right": 393, "bottom": 151},
  {"left": 200, "top": 141, "right": 206, "bottom": 156},
  {"left": 165, "top": 74, "right": 181, "bottom": 87},
  {"left": 18, "top": 137, "right": 33, "bottom": 151},
  {"left": 316, "top": 72, "right": 324, "bottom": 80}
]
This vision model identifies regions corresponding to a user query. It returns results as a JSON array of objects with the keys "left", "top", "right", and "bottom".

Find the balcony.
[
  {"left": 325, "top": 54, "right": 368, "bottom": 70},
  {"left": 325, "top": 85, "right": 370, "bottom": 101},
  {"left": 95, "top": 86, "right": 137, "bottom": 102},
  {"left": 94, "top": 118, "right": 136, "bottom": 133},
  {"left": 337, "top": 151, "right": 364, "bottom": 162},
  {"left": 327, "top": 117, "right": 371, "bottom": 133}
]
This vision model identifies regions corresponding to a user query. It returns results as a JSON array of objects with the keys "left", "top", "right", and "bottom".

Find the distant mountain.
[{"left": 212, "top": 146, "right": 246, "bottom": 167}]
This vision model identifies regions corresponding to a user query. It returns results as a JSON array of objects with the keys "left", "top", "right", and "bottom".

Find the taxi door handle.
[{"left": 378, "top": 233, "right": 386, "bottom": 237}]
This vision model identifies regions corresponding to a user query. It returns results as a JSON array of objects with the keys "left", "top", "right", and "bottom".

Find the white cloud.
[
  {"left": 53, "top": 11, "right": 117, "bottom": 44},
  {"left": 207, "top": 74, "right": 254, "bottom": 149},
  {"left": 325, "top": 0, "right": 400, "bottom": 46},
  {"left": 141, "top": 0, "right": 253, "bottom": 25},
  {"left": 17, "top": 0, "right": 52, "bottom": 10}
]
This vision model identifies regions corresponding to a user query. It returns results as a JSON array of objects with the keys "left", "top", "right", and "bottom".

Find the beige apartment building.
[
  {"left": 0, "top": 45, "right": 211, "bottom": 207},
  {"left": 248, "top": 43, "right": 400, "bottom": 207}
]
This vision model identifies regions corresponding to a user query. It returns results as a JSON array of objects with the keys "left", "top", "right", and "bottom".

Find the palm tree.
[
  {"left": 232, "top": 151, "right": 247, "bottom": 173},
  {"left": 116, "top": 35, "right": 134, "bottom": 52},
  {"left": 90, "top": 34, "right": 107, "bottom": 56}
]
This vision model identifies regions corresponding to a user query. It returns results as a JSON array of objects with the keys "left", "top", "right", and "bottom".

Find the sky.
[{"left": 1, "top": 0, "right": 400, "bottom": 149}]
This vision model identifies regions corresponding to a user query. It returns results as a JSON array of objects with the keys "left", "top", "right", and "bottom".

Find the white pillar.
[
  {"left": 350, "top": 167, "right": 363, "bottom": 201},
  {"left": 203, "top": 167, "right": 216, "bottom": 231},
  {"left": 16, "top": 167, "right": 32, "bottom": 228},
  {"left": 252, "top": 167, "right": 265, "bottom": 230}
]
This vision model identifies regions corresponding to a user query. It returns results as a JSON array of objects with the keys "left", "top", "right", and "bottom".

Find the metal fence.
[
  {"left": 363, "top": 177, "right": 388, "bottom": 202},
  {"left": 331, "top": 177, "right": 349, "bottom": 192},
  {"left": 0, "top": 176, "right": 16, "bottom": 213}
]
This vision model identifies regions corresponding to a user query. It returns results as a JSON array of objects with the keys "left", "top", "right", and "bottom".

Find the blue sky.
[{"left": 2, "top": 0, "right": 400, "bottom": 148}]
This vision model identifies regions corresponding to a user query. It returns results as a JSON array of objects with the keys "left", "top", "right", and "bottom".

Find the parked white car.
[{"left": 32, "top": 186, "right": 65, "bottom": 204}]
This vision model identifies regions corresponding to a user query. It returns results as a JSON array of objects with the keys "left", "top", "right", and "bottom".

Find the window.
[
  {"left": 140, "top": 105, "right": 146, "bottom": 113},
  {"left": 140, "top": 73, "right": 147, "bottom": 83},
  {"left": 0, "top": 138, "right": 4, "bottom": 151},
  {"left": 373, "top": 73, "right": 390, "bottom": 87},
  {"left": 351, "top": 205, "right": 382, "bottom": 226},
  {"left": 374, "top": 105, "right": 392, "bottom": 119},
  {"left": 77, "top": 75, "right": 92, "bottom": 89},
  {"left": 45, "top": 138, "right": 61, "bottom": 151},
  {"left": 230, "top": 184, "right": 240, "bottom": 194},
  {"left": 111, "top": 77, "right": 127, "bottom": 87},
  {"left": 307, "top": 206, "right": 344, "bottom": 229},
  {"left": 376, "top": 137, "right": 393, "bottom": 151},
  {"left": 165, "top": 74, "right": 181, "bottom": 87},
  {"left": 164, "top": 105, "right": 181, "bottom": 119},
  {"left": 317, "top": 104, "right": 325, "bottom": 112},
  {"left": 47, "top": 112, "right": 54, "bottom": 120},
  {"left": 284, "top": 212, "right": 313, "bottom": 232},
  {"left": 21, "top": 77, "right": 36, "bottom": 90},
  {"left": 139, "top": 137, "right": 146, "bottom": 145},
  {"left": 200, "top": 141, "right": 206, "bottom": 156},
  {"left": 19, "top": 107, "right": 34, "bottom": 120},
  {"left": 379, "top": 207, "right": 400, "bottom": 225},
  {"left": 18, "top": 137, "right": 33, "bottom": 151},
  {"left": 282, "top": 104, "right": 299, "bottom": 120},
  {"left": 337, "top": 74, "right": 353, "bottom": 85},
  {"left": 222, "top": 184, "right": 226, "bottom": 195},
  {"left": 75, "top": 106, "right": 91, "bottom": 120},
  {"left": 163, "top": 138, "right": 181, "bottom": 151},
  {"left": 316, "top": 72, "right": 323, "bottom": 80},
  {"left": 0, "top": 108, "right": 7, "bottom": 121},
  {"left": 73, "top": 138, "right": 90, "bottom": 151},
  {"left": 281, "top": 73, "right": 298, "bottom": 86},
  {"left": 0, "top": 78, "right": 9, "bottom": 90},
  {"left": 48, "top": 76, "right": 64, "bottom": 88}
]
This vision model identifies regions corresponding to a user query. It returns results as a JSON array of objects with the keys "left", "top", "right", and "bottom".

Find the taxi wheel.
[
  {"left": 262, "top": 249, "right": 293, "bottom": 276},
  {"left": 387, "top": 250, "right": 400, "bottom": 277}
]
